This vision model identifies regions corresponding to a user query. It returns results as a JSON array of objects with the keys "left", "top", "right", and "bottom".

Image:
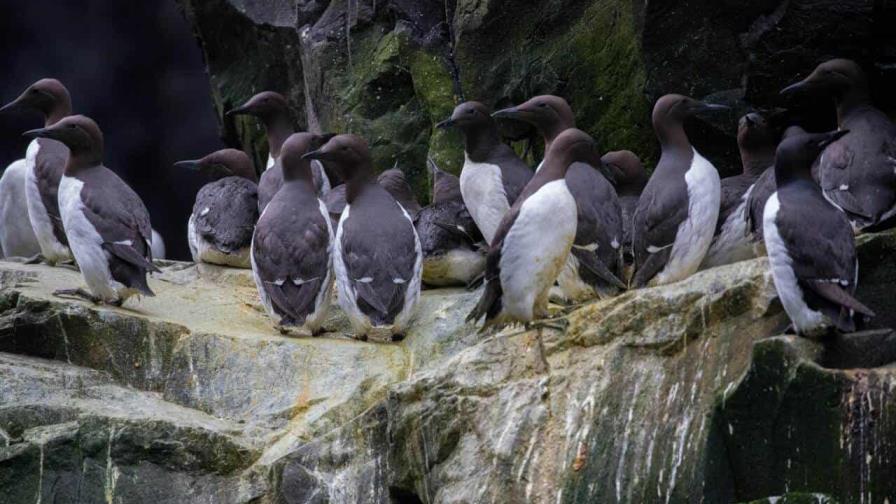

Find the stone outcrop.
[
  {"left": 178, "top": 0, "right": 896, "bottom": 196},
  {"left": 0, "top": 230, "right": 894, "bottom": 502}
]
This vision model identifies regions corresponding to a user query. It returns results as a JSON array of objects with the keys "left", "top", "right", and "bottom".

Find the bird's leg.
[
  {"left": 58, "top": 260, "right": 79, "bottom": 272},
  {"left": 391, "top": 333, "right": 406, "bottom": 342},
  {"left": 465, "top": 272, "right": 485, "bottom": 291},
  {"left": 53, "top": 288, "right": 101, "bottom": 304}
]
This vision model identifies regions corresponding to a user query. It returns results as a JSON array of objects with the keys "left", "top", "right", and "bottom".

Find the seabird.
[
  {"left": 251, "top": 133, "right": 334, "bottom": 333},
  {"left": 24, "top": 115, "right": 159, "bottom": 305},
  {"left": 631, "top": 94, "right": 726, "bottom": 287},
  {"left": 176, "top": 149, "right": 259, "bottom": 268},
  {"left": 493, "top": 95, "right": 626, "bottom": 300},
  {"left": 303, "top": 134, "right": 422, "bottom": 340},
  {"left": 601, "top": 150, "right": 647, "bottom": 266},
  {"left": 1, "top": 78, "right": 73, "bottom": 264},
  {"left": 436, "top": 102, "right": 532, "bottom": 245},
  {"left": 416, "top": 158, "right": 485, "bottom": 287},
  {"left": 467, "top": 128, "right": 600, "bottom": 327},
  {"left": 700, "top": 111, "right": 778, "bottom": 269},
  {"left": 377, "top": 167, "right": 422, "bottom": 217},
  {"left": 0, "top": 158, "right": 40, "bottom": 257},
  {"left": 227, "top": 92, "right": 331, "bottom": 210},
  {"left": 781, "top": 58, "right": 896, "bottom": 231},
  {"left": 763, "top": 129, "right": 875, "bottom": 337}
]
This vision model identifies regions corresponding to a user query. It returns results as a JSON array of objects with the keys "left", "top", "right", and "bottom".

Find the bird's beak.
[
  {"left": 491, "top": 107, "right": 521, "bottom": 120},
  {"left": 696, "top": 102, "right": 730, "bottom": 113},
  {"left": 818, "top": 130, "right": 849, "bottom": 149},
  {"left": 226, "top": 104, "right": 251, "bottom": 117},
  {"left": 302, "top": 149, "right": 325, "bottom": 161},
  {"left": 435, "top": 118, "right": 455, "bottom": 130},
  {"left": 22, "top": 127, "right": 51, "bottom": 140},
  {"left": 174, "top": 160, "right": 201, "bottom": 170},
  {"left": 780, "top": 80, "right": 809, "bottom": 96},
  {"left": 0, "top": 98, "right": 23, "bottom": 114}
]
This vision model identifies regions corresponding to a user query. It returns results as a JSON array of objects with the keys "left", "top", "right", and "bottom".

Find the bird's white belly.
[
  {"left": 58, "top": 176, "right": 129, "bottom": 302},
  {"left": 150, "top": 229, "right": 165, "bottom": 260},
  {"left": 25, "top": 141, "right": 70, "bottom": 263},
  {"left": 700, "top": 185, "right": 756, "bottom": 269},
  {"left": 499, "top": 180, "right": 577, "bottom": 321},
  {"left": 653, "top": 150, "right": 720, "bottom": 286},
  {"left": 763, "top": 193, "right": 826, "bottom": 334},
  {"left": 0, "top": 158, "right": 40, "bottom": 257},
  {"left": 460, "top": 155, "right": 508, "bottom": 245}
]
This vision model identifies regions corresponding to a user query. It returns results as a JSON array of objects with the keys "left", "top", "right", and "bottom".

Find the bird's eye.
[
  {"left": 341, "top": 146, "right": 349, "bottom": 151},
  {"left": 68, "top": 124, "right": 77, "bottom": 129},
  {"left": 538, "top": 102, "right": 547, "bottom": 108},
  {"left": 467, "top": 109, "right": 475, "bottom": 115},
  {"left": 29, "top": 89, "right": 38, "bottom": 94}
]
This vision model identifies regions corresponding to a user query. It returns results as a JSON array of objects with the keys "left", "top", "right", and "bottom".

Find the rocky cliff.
[
  {"left": 0, "top": 230, "right": 894, "bottom": 503},
  {"left": 177, "top": 0, "right": 896, "bottom": 198}
]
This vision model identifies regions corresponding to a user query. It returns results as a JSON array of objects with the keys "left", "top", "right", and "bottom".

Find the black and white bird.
[
  {"left": 700, "top": 111, "right": 778, "bottom": 269},
  {"left": 436, "top": 102, "right": 532, "bottom": 245},
  {"left": 781, "top": 59, "right": 896, "bottom": 232},
  {"left": 632, "top": 94, "right": 726, "bottom": 287},
  {"left": 303, "top": 134, "right": 422, "bottom": 340},
  {"left": 1, "top": 78, "right": 73, "bottom": 264},
  {"left": 747, "top": 125, "right": 807, "bottom": 254},
  {"left": 176, "top": 149, "right": 259, "bottom": 268},
  {"left": 467, "top": 128, "right": 600, "bottom": 327},
  {"left": 416, "top": 158, "right": 485, "bottom": 287},
  {"left": 251, "top": 133, "right": 334, "bottom": 333},
  {"left": 227, "top": 91, "right": 331, "bottom": 211},
  {"left": 493, "top": 95, "right": 625, "bottom": 300},
  {"left": 601, "top": 150, "right": 647, "bottom": 266},
  {"left": 0, "top": 158, "right": 39, "bottom": 258},
  {"left": 763, "top": 130, "right": 875, "bottom": 337},
  {"left": 24, "top": 115, "right": 159, "bottom": 305}
]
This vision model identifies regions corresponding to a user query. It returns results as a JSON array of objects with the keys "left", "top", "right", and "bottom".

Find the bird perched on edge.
[
  {"left": 1, "top": 78, "right": 74, "bottom": 265},
  {"left": 632, "top": 94, "right": 725, "bottom": 287},
  {"left": 0, "top": 158, "right": 39, "bottom": 258},
  {"left": 700, "top": 111, "right": 780, "bottom": 269},
  {"left": 416, "top": 158, "right": 485, "bottom": 287},
  {"left": 227, "top": 91, "right": 331, "bottom": 211},
  {"left": 251, "top": 133, "right": 334, "bottom": 334},
  {"left": 493, "top": 95, "right": 626, "bottom": 301},
  {"left": 763, "top": 130, "right": 875, "bottom": 337},
  {"left": 436, "top": 101, "right": 532, "bottom": 245},
  {"left": 303, "top": 134, "right": 422, "bottom": 341},
  {"left": 24, "top": 115, "right": 159, "bottom": 305},
  {"left": 467, "top": 128, "right": 600, "bottom": 328},
  {"left": 746, "top": 124, "right": 807, "bottom": 254},
  {"left": 781, "top": 58, "right": 896, "bottom": 232},
  {"left": 176, "top": 149, "right": 259, "bottom": 268},
  {"left": 601, "top": 150, "right": 647, "bottom": 267},
  {"left": 377, "top": 167, "right": 422, "bottom": 218}
]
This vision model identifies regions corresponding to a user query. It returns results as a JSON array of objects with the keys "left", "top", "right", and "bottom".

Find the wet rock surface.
[{"left": 0, "top": 231, "right": 894, "bottom": 502}]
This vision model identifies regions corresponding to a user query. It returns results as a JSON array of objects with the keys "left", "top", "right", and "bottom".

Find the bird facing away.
[
  {"left": 227, "top": 91, "right": 331, "bottom": 210},
  {"left": 493, "top": 95, "right": 626, "bottom": 301},
  {"left": 781, "top": 58, "right": 896, "bottom": 232},
  {"left": 602, "top": 150, "right": 647, "bottom": 267},
  {"left": 377, "top": 167, "right": 422, "bottom": 218},
  {"left": 24, "top": 115, "right": 159, "bottom": 306},
  {"left": 251, "top": 133, "right": 334, "bottom": 334},
  {"left": 467, "top": 128, "right": 601, "bottom": 328},
  {"left": 303, "top": 134, "right": 422, "bottom": 341},
  {"left": 700, "top": 111, "right": 779, "bottom": 269},
  {"left": 763, "top": 129, "right": 874, "bottom": 337},
  {"left": 416, "top": 158, "right": 485, "bottom": 287},
  {"left": 436, "top": 101, "right": 532, "bottom": 245},
  {"left": 176, "top": 149, "right": 259, "bottom": 268},
  {"left": 1, "top": 78, "right": 74, "bottom": 265},
  {"left": 631, "top": 94, "right": 726, "bottom": 288}
]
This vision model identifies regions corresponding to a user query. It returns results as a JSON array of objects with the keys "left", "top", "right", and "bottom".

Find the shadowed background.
[{"left": 0, "top": 0, "right": 222, "bottom": 260}]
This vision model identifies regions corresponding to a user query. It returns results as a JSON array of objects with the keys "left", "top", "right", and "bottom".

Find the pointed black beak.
[
  {"left": 491, "top": 107, "right": 520, "bottom": 120},
  {"left": 174, "top": 160, "right": 201, "bottom": 170},
  {"left": 226, "top": 105, "right": 251, "bottom": 117},
  {"left": 780, "top": 80, "right": 808, "bottom": 96},
  {"left": 697, "top": 102, "right": 730, "bottom": 113},
  {"left": 0, "top": 99, "right": 23, "bottom": 114},
  {"left": 435, "top": 118, "right": 455, "bottom": 130},
  {"left": 22, "top": 127, "right": 51, "bottom": 139},
  {"left": 302, "top": 149, "right": 325, "bottom": 161},
  {"left": 818, "top": 129, "right": 849, "bottom": 149}
]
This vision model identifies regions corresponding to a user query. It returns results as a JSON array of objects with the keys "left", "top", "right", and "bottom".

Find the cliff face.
[
  {"left": 177, "top": 0, "right": 896, "bottom": 198},
  {"left": 0, "top": 230, "right": 894, "bottom": 503}
]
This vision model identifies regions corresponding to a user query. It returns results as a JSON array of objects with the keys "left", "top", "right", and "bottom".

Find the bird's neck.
[
  {"left": 740, "top": 146, "right": 775, "bottom": 177},
  {"left": 44, "top": 99, "right": 72, "bottom": 127},
  {"left": 774, "top": 165, "right": 814, "bottom": 189},
  {"left": 655, "top": 120, "right": 691, "bottom": 155},
  {"left": 344, "top": 168, "right": 375, "bottom": 204},
  {"left": 264, "top": 116, "right": 294, "bottom": 159},
  {"left": 541, "top": 120, "right": 573, "bottom": 151},
  {"left": 64, "top": 151, "right": 102, "bottom": 175},
  {"left": 463, "top": 124, "right": 501, "bottom": 162},
  {"left": 835, "top": 86, "right": 871, "bottom": 125}
]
